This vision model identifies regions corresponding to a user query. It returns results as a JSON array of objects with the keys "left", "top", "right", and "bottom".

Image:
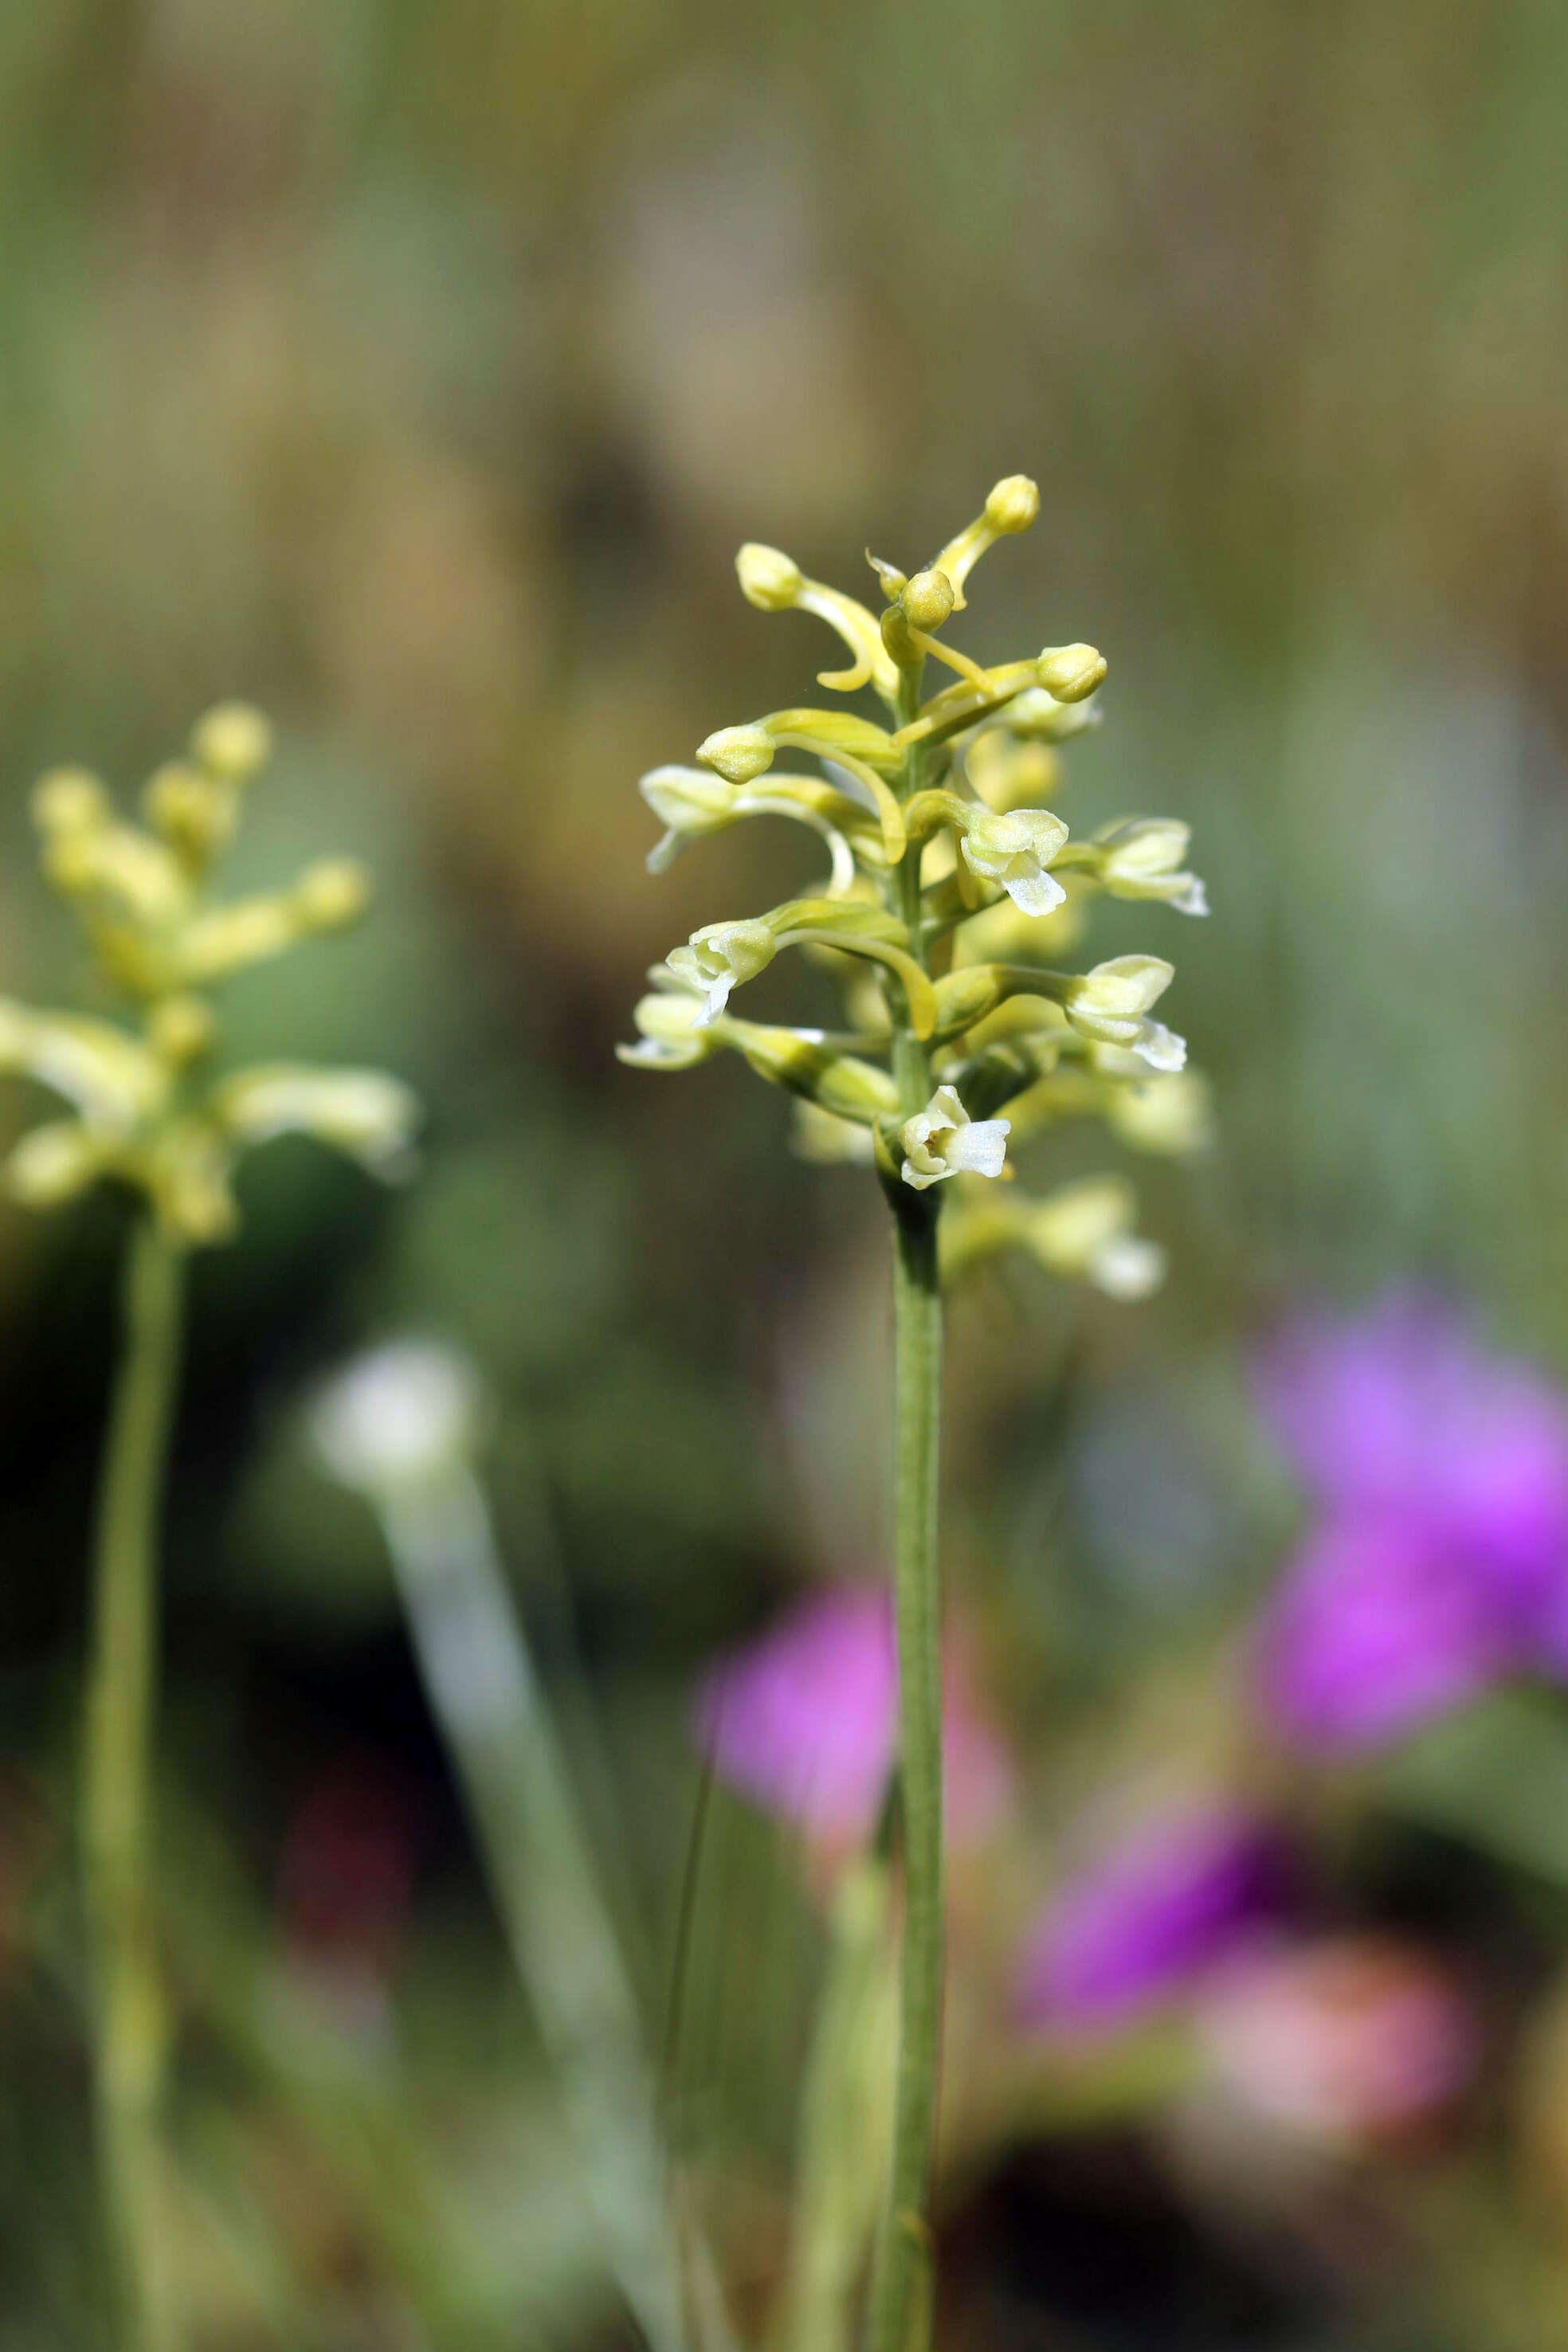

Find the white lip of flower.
[
  {"left": 310, "top": 1339, "right": 484, "bottom": 1493},
  {"left": 664, "top": 919, "right": 778, "bottom": 1025},
  {"left": 1128, "top": 1020, "right": 1186, "bottom": 1072},
  {"left": 639, "top": 765, "right": 739, "bottom": 872},
  {"left": 1096, "top": 819, "right": 1209, "bottom": 915},
  {"left": 900, "top": 1084, "right": 1010, "bottom": 1191},
  {"left": 960, "top": 808, "right": 1069, "bottom": 916}
]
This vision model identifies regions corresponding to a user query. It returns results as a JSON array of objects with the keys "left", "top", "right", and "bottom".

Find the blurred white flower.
[{"left": 310, "top": 1339, "right": 484, "bottom": 1494}]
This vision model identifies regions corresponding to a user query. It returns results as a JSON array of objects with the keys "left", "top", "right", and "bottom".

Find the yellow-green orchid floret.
[
  {"left": 1082, "top": 818, "right": 1208, "bottom": 915},
  {"left": 1056, "top": 955, "right": 1186, "bottom": 1069},
  {"left": 667, "top": 919, "right": 778, "bottom": 1024},
  {"left": 899, "top": 1084, "right": 1009, "bottom": 1193},
  {"left": 959, "top": 806, "right": 1070, "bottom": 916}
]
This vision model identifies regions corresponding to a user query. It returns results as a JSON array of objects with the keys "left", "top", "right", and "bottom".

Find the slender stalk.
[
  {"left": 774, "top": 1851, "right": 895, "bottom": 2352},
  {"left": 864, "top": 651, "right": 947, "bottom": 2352},
  {"left": 376, "top": 1464, "right": 719, "bottom": 2352},
  {"left": 83, "top": 1213, "right": 185, "bottom": 2352}
]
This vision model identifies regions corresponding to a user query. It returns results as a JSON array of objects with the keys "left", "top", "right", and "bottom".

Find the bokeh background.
[{"left": 4, "top": 2, "right": 1568, "bottom": 2345}]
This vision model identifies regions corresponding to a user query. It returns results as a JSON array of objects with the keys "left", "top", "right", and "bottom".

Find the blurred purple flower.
[
  {"left": 1015, "top": 1805, "right": 1284, "bottom": 2033},
  {"left": 1255, "top": 1294, "right": 1568, "bottom": 1748},
  {"left": 695, "top": 1582, "right": 1011, "bottom": 1848}
]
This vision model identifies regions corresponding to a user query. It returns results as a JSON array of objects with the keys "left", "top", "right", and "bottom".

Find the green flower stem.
[
  {"left": 83, "top": 1213, "right": 185, "bottom": 2352},
  {"left": 864, "top": 657, "right": 946, "bottom": 2352},
  {"left": 774, "top": 1851, "right": 895, "bottom": 2352}
]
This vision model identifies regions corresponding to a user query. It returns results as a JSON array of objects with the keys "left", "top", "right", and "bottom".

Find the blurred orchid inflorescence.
[
  {"left": 0, "top": 704, "right": 418, "bottom": 1246},
  {"left": 620, "top": 475, "right": 1208, "bottom": 1299}
]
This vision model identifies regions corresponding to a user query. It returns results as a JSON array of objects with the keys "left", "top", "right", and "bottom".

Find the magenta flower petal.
[
  {"left": 1256, "top": 1515, "right": 1510, "bottom": 1750},
  {"left": 1257, "top": 1294, "right": 1568, "bottom": 1578},
  {"left": 1015, "top": 1806, "right": 1284, "bottom": 2032},
  {"left": 695, "top": 1583, "right": 1011, "bottom": 1848}
]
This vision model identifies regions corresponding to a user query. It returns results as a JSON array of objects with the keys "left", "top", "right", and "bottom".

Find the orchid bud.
[
  {"left": 1036, "top": 644, "right": 1106, "bottom": 702},
  {"left": 33, "top": 767, "right": 111, "bottom": 838},
  {"left": 931, "top": 476, "right": 1041, "bottom": 608},
  {"left": 144, "top": 761, "right": 237, "bottom": 870},
  {"left": 984, "top": 475, "right": 1040, "bottom": 535},
  {"left": 902, "top": 570, "right": 955, "bottom": 633},
  {"left": 735, "top": 543, "right": 806, "bottom": 610},
  {"left": 190, "top": 701, "right": 272, "bottom": 782},
  {"left": 147, "top": 995, "right": 215, "bottom": 1068},
  {"left": 296, "top": 858, "right": 371, "bottom": 929},
  {"left": 697, "top": 724, "right": 775, "bottom": 784}
]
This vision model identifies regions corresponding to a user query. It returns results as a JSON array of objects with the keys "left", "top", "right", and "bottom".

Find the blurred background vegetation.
[{"left": 3, "top": 1, "right": 1568, "bottom": 2344}]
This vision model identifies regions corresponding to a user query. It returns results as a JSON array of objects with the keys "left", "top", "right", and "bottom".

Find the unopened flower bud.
[
  {"left": 735, "top": 543, "right": 805, "bottom": 611},
  {"left": 143, "top": 761, "right": 237, "bottom": 868},
  {"left": 900, "top": 1083, "right": 1009, "bottom": 1192},
  {"left": 961, "top": 806, "right": 1070, "bottom": 916},
  {"left": 667, "top": 919, "right": 777, "bottom": 1023},
  {"left": 1036, "top": 644, "right": 1107, "bottom": 703},
  {"left": 190, "top": 701, "right": 272, "bottom": 782},
  {"left": 697, "top": 725, "right": 775, "bottom": 785},
  {"left": 147, "top": 995, "right": 215, "bottom": 1067},
  {"left": 296, "top": 858, "right": 371, "bottom": 929},
  {"left": 984, "top": 475, "right": 1040, "bottom": 534},
  {"left": 33, "top": 767, "right": 111, "bottom": 837},
  {"left": 901, "top": 569, "right": 955, "bottom": 633}
]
